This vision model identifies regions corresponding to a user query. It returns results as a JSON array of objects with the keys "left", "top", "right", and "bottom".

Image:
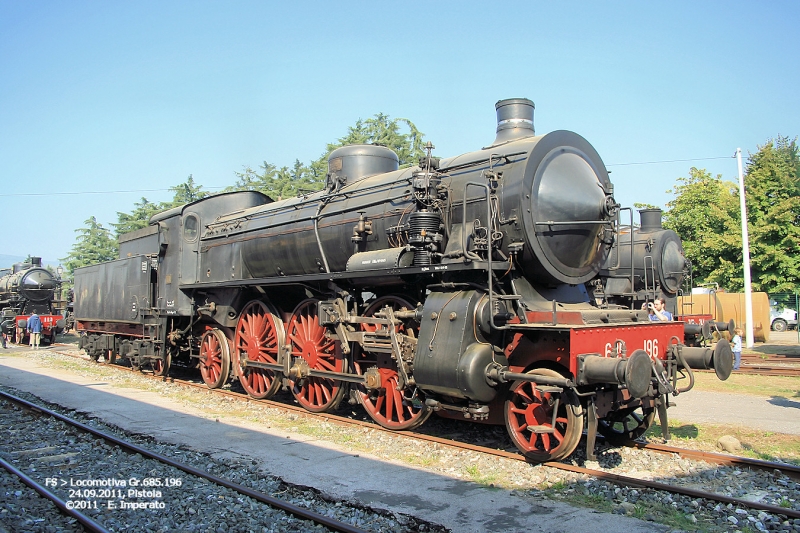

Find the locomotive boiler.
[
  {"left": 75, "top": 98, "right": 732, "bottom": 461},
  {"left": 594, "top": 208, "right": 735, "bottom": 345},
  {"left": 0, "top": 257, "right": 66, "bottom": 344}
]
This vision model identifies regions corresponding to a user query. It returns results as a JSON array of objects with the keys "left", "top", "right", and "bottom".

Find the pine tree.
[
  {"left": 61, "top": 216, "right": 118, "bottom": 277},
  {"left": 229, "top": 113, "right": 426, "bottom": 199}
]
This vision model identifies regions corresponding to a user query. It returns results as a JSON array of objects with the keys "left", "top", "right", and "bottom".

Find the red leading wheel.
[
  {"left": 504, "top": 368, "right": 583, "bottom": 462},
  {"left": 199, "top": 328, "right": 231, "bottom": 389},
  {"left": 353, "top": 296, "right": 430, "bottom": 430},
  {"left": 286, "top": 299, "right": 346, "bottom": 413},
  {"left": 234, "top": 300, "right": 284, "bottom": 399}
]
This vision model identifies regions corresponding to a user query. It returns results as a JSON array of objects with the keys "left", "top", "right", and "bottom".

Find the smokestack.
[
  {"left": 638, "top": 209, "right": 663, "bottom": 233},
  {"left": 491, "top": 98, "right": 535, "bottom": 146}
]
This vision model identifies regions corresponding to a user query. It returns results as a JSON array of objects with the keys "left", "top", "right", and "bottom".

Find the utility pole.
[{"left": 736, "top": 148, "right": 754, "bottom": 348}]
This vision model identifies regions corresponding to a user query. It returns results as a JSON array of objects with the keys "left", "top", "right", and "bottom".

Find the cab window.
[{"left": 183, "top": 214, "right": 199, "bottom": 242}]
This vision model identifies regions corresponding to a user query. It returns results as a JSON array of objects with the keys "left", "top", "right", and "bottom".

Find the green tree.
[
  {"left": 664, "top": 136, "right": 800, "bottom": 293},
  {"left": 231, "top": 160, "right": 324, "bottom": 200},
  {"left": 112, "top": 197, "right": 163, "bottom": 237},
  {"left": 328, "top": 113, "right": 426, "bottom": 168},
  {"left": 743, "top": 136, "right": 800, "bottom": 292},
  {"left": 61, "top": 216, "right": 118, "bottom": 277},
  {"left": 168, "top": 174, "right": 207, "bottom": 205},
  {"left": 230, "top": 113, "right": 426, "bottom": 199},
  {"left": 663, "top": 168, "right": 741, "bottom": 288},
  {"left": 113, "top": 176, "right": 209, "bottom": 239}
]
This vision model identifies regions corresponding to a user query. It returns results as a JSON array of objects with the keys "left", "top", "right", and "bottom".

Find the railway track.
[
  {"left": 736, "top": 364, "right": 800, "bottom": 377},
  {"left": 0, "top": 389, "right": 375, "bottom": 533},
  {"left": 41, "top": 346, "right": 800, "bottom": 524},
  {"left": 696, "top": 364, "right": 800, "bottom": 378},
  {"left": 0, "top": 454, "right": 105, "bottom": 532},
  {"left": 740, "top": 353, "right": 800, "bottom": 363}
]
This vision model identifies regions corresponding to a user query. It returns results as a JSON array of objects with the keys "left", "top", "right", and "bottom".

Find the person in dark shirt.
[{"left": 27, "top": 312, "right": 43, "bottom": 349}]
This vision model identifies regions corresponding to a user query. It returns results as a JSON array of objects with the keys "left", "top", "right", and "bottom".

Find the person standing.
[
  {"left": 731, "top": 327, "right": 743, "bottom": 370},
  {"left": 27, "top": 312, "right": 42, "bottom": 350},
  {"left": 647, "top": 297, "right": 673, "bottom": 321}
]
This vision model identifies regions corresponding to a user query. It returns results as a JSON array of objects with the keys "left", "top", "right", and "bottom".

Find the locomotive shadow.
[
  {"left": 9, "top": 358, "right": 795, "bottom": 528},
  {"left": 649, "top": 423, "right": 700, "bottom": 440}
]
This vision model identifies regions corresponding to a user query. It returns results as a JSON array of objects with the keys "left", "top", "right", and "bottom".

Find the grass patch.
[
  {"left": 690, "top": 371, "right": 799, "bottom": 399},
  {"left": 643, "top": 419, "right": 800, "bottom": 466},
  {"left": 463, "top": 464, "right": 500, "bottom": 486}
]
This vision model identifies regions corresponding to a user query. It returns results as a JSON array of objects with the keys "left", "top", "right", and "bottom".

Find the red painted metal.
[
  {"left": 76, "top": 320, "right": 144, "bottom": 337},
  {"left": 354, "top": 296, "right": 430, "bottom": 430},
  {"left": 199, "top": 331, "right": 225, "bottom": 386},
  {"left": 568, "top": 322, "right": 684, "bottom": 375},
  {"left": 16, "top": 314, "right": 62, "bottom": 336},
  {"left": 234, "top": 300, "right": 282, "bottom": 399},
  {"left": 676, "top": 314, "right": 713, "bottom": 325},
  {"left": 504, "top": 319, "right": 684, "bottom": 376}
]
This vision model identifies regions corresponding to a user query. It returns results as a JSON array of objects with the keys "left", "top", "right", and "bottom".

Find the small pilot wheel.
[
  {"left": 597, "top": 405, "right": 656, "bottom": 445},
  {"left": 150, "top": 349, "right": 171, "bottom": 377},
  {"left": 504, "top": 368, "right": 584, "bottom": 463}
]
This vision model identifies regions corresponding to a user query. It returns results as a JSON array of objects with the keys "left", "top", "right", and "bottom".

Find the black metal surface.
[
  {"left": 521, "top": 131, "right": 614, "bottom": 285},
  {"left": 67, "top": 98, "right": 724, "bottom": 463},
  {"left": 598, "top": 208, "right": 688, "bottom": 308},
  {"left": 74, "top": 255, "right": 152, "bottom": 323},
  {"left": 0, "top": 259, "right": 62, "bottom": 318}
]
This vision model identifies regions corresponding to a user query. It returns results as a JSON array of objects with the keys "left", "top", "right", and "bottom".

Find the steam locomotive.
[
  {"left": 0, "top": 257, "right": 66, "bottom": 344},
  {"left": 75, "top": 98, "right": 732, "bottom": 461},
  {"left": 593, "top": 208, "right": 736, "bottom": 346}
]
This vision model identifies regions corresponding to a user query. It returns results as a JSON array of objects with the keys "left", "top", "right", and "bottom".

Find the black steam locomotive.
[
  {"left": 0, "top": 257, "right": 66, "bottom": 344},
  {"left": 593, "top": 208, "right": 735, "bottom": 345},
  {"left": 75, "top": 99, "right": 732, "bottom": 461}
]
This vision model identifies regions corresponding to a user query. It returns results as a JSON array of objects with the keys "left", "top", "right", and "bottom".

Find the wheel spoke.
[
  {"left": 200, "top": 329, "right": 230, "bottom": 389},
  {"left": 598, "top": 406, "right": 655, "bottom": 445}
]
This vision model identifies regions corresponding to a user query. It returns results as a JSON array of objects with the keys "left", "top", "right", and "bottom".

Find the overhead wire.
[
  {"left": 1, "top": 155, "right": 736, "bottom": 198},
  {"left": 606, "top": 155, "right": 733, "bottom": 167},
  {"left": 0, "top": 186, "right": 228, "bottom": 197}
]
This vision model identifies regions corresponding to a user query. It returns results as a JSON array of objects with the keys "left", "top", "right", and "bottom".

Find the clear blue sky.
[{"left": 1, "top": 1, "right": 797, "bottom": 264}]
